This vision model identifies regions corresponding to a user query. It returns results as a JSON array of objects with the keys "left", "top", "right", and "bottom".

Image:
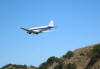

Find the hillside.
[
  {"left": 60, "top": 43, "right": 100, "bottom": 69},
  {"left": 1, "top": 43, "right": 100, "bottom": 69}
]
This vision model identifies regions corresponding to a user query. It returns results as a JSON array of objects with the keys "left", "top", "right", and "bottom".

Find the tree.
[
  {"left": 63, "top": 51, "right": 74, "bottom": 59},
  {"left": 38, "top": 56, "right": 62, "bottom": 69}
]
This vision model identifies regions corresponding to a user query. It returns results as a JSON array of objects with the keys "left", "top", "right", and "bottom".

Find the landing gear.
[{"left": 35, "top": 32, "right": 39, "bottom": 34}]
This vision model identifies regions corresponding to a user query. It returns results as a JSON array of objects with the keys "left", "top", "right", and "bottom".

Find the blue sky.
[{"left": 0, "top": 0, "right": 100, "bottom": 67}]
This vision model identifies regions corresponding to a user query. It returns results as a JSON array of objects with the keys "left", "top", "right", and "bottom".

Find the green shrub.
[
  {"left": 13, "top": 64, "right": 27, "bottom": 69},
  {"left": 1, "top": 64, "right": 28, "bottom": 69},
  {"left": 47, "top": 56, "right": 60, "bottom": 65},
  {"left": 38, "top": 56, "right": 62, "bottom": 69},
  {"left": 65, "top": 63, "right": 77, "bottom": 69},
  {"left": 63, "top": 51, "right": 74, "bottom": 59},
  {"left": 89, "top": 44, "right": 100, "bottom": 58},
  {"left": 54, "top": 62, "right": 63, "bottom": 69},
  {"left": 30, "top": 65, "right": 37, "bottom": 69},
  {"left": 39, "top": 62, "right": 48, "bottom": 69},
  {"left": 86, "top": 66, "right": 92, "bottom": 69},
  {"left": 2, "top": 64, "right": 12, "bottom": 69}
]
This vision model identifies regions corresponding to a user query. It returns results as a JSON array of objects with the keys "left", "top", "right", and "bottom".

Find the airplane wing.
[
  {"left": 20, "top": 28, "right": 29, "bottom": 31},
  {"left": 42, "top": 30, "right": 54, "bottom": 32}
]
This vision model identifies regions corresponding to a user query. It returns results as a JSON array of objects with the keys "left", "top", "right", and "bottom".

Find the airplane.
[{"left": 21, "top": 20, "right": 55, "bottom": 34}]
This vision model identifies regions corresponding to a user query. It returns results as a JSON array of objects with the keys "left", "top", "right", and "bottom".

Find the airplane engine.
[{"left": 27, "top": 32, "right": 31, "bottom": 34}]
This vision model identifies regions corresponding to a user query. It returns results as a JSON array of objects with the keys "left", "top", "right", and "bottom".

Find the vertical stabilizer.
[{"left": 48, "top": 20, "right": 54, "bottom": 27}]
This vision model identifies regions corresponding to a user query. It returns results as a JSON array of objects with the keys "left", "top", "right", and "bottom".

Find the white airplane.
[{"left": 21, "top": 20, "right": 55, "bottom": 34}]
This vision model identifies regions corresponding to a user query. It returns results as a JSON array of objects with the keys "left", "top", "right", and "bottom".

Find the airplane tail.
[{"left": 48, "top": 20, "right": 54, "bottom": 27}]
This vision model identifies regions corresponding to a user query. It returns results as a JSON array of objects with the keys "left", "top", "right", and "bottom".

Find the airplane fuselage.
[{"left": 27, "top": 26, "right": 54, "bottom": 34}]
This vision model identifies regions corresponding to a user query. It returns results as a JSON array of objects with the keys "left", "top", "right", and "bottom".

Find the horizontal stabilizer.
[{"left": 20, "top": 28, "right": 29, "bottom": 31}]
